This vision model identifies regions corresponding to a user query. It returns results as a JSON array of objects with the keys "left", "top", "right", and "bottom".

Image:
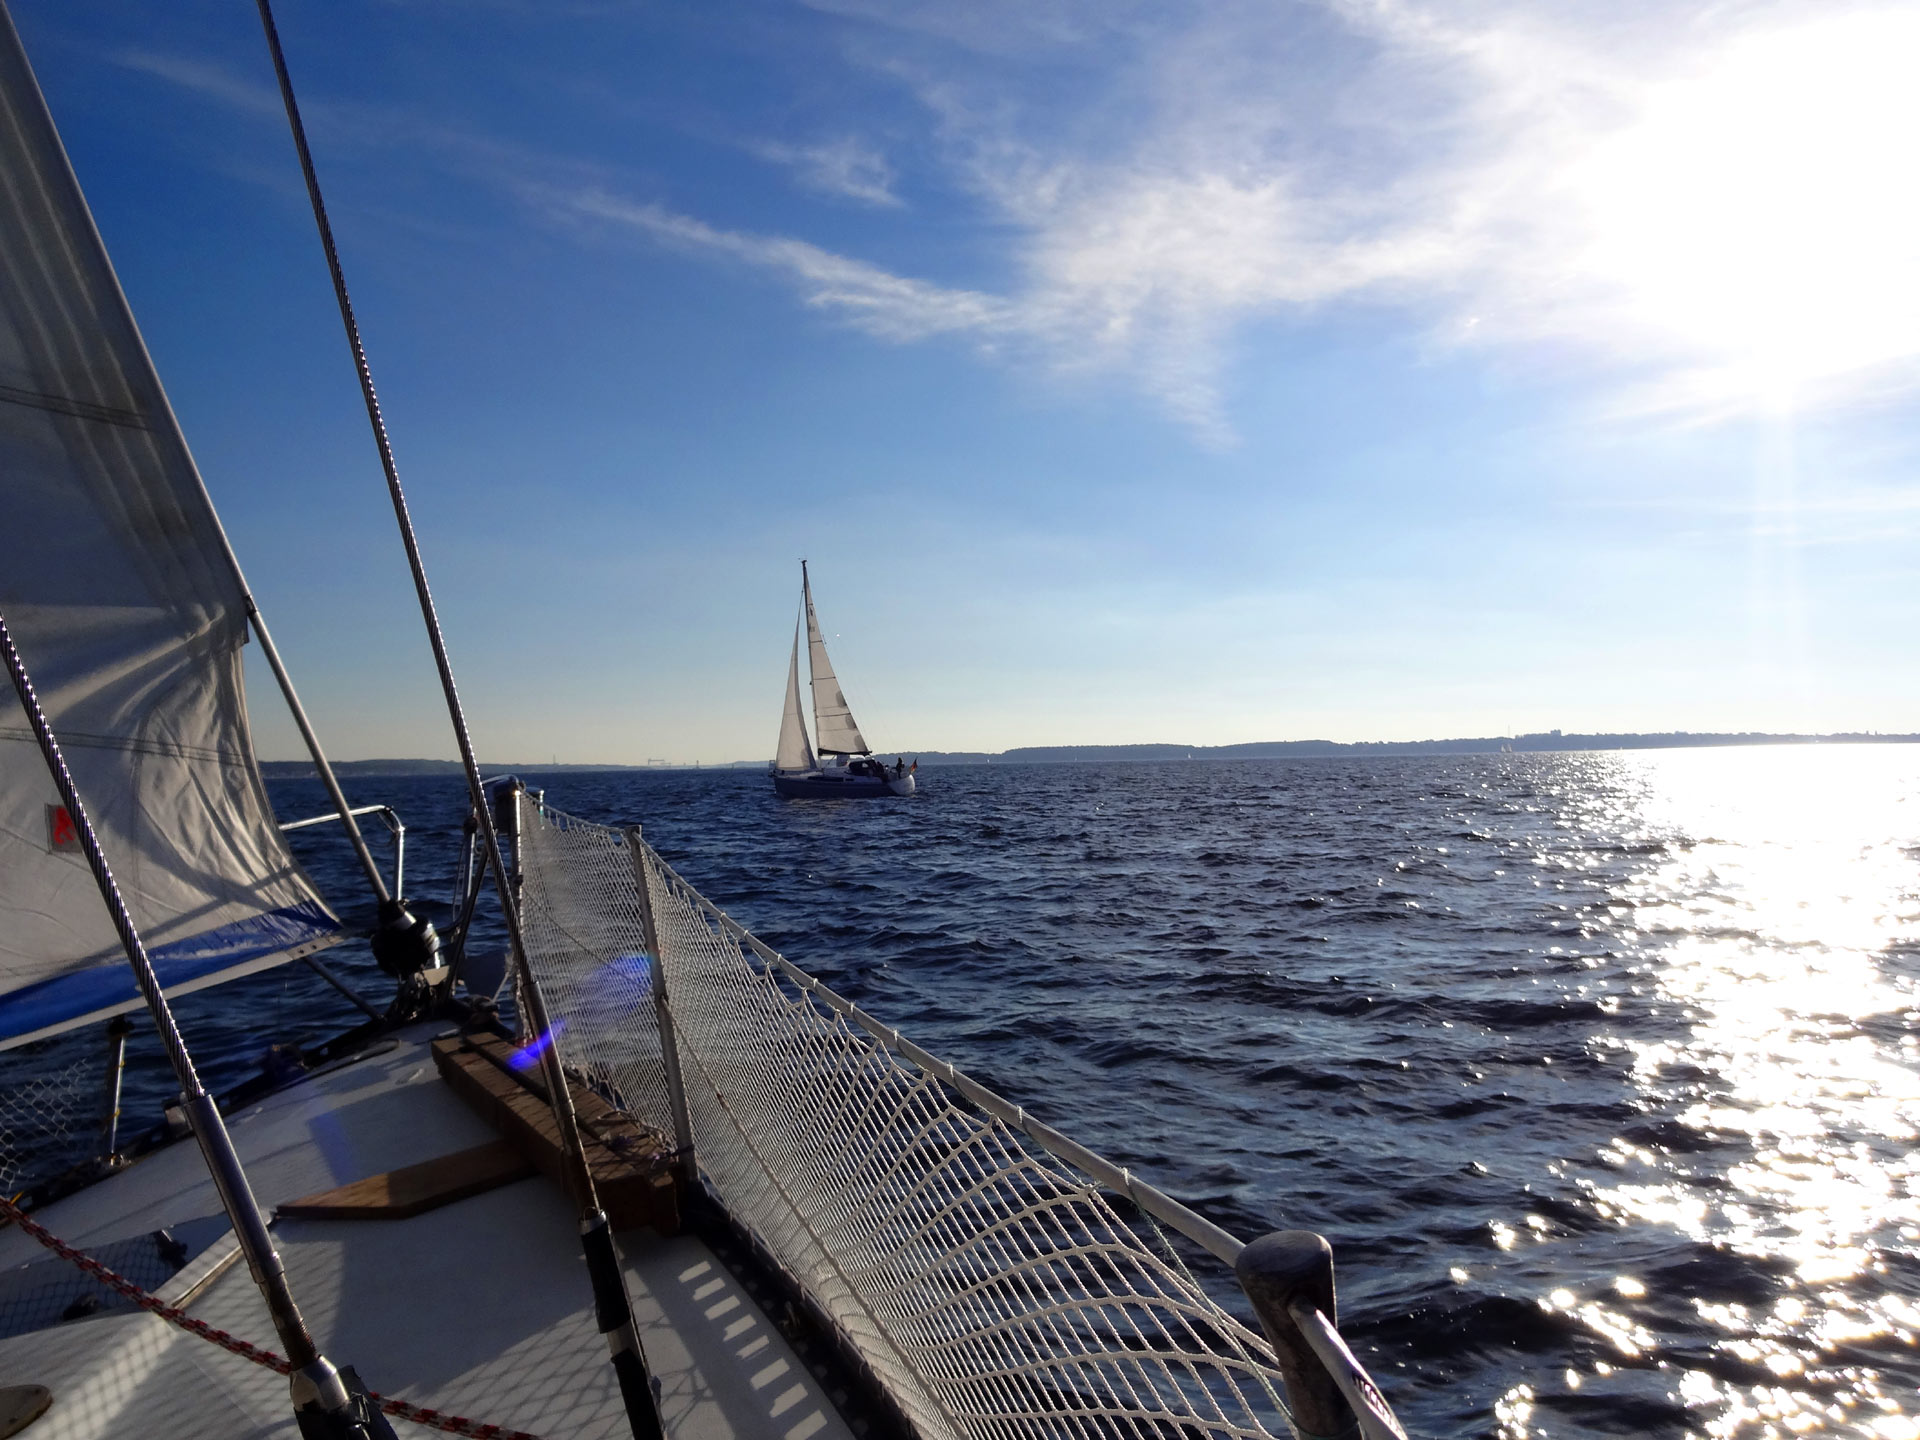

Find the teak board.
[
  {"left": 431, "top": 1032, "right": 680, "bottom": 1234},
  {"left": 279, "top": 1140, "right": 533, "bottom": 1221}
]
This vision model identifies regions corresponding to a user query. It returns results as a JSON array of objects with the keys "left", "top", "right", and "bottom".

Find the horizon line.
[{"left": 257, "top": 728, "right": 1920, "bottom": 773}]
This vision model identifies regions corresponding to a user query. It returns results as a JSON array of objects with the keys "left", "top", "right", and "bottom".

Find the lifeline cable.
[
  {"left": 0, "top": 1196, "right": 541, "bottom": 1440},
  {"left": 248, "top": 7, "right": 662, "bottom": 1437}
]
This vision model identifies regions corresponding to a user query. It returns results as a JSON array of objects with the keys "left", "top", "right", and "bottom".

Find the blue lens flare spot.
[
  {"left": 508, "top": 1021, "right": 565, "bottom": 1071},
  {"left": 605, "top": 953, "right": 654, "bottom": 993}
]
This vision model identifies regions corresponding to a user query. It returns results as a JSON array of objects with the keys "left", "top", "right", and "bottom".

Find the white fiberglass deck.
[{"left": 0, "top": 1024, "right": 854, "bottom": 1440}]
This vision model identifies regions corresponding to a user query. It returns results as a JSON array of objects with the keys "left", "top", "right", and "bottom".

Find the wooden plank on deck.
[
  {"left": 278, "top": 1140, "right": 533, "bottom": 1221},
  {"left": 431, "top": 1034, "right": 680, "bottom": 1233}
]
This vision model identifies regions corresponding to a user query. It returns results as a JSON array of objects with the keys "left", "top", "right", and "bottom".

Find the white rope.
[{"left": 514, "top": 804, "right": 1297, "bottom": 1440}]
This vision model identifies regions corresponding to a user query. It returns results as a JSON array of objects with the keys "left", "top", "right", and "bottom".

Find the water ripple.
[{"left": 5, "top": 746, "right": 1914, "bottom": 1438}]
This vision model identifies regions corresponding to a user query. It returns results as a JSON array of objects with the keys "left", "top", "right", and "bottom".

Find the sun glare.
[{"left": 1570, "top": 9, "right": 1920, "bottom": 398}]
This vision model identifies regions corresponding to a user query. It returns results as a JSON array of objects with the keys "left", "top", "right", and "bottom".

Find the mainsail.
[
  {"left": 0, "top": 11, "right": 339, "bottom": 1048},
  {"left": 774, "top": 616, "right": 816, "bottom": 772},
  {"left": 801, "top": 563, "right": 869, "bottom": 755}
]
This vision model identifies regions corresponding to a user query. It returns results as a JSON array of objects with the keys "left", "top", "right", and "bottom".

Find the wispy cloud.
[
  {"left": 119, "top": 2, "right": 1920, "bottom": 443},
  {"left": 114, "top": 48, "right": 284, "bottom": 119},
  {"left": 539, "top": 186, "right": 1015, "bottom": 339},
  {"left": 700, "top": 0, "right": 1920, "bottom": 438},
  {"left": 747, "top": 136, "right": 903, "bottom": 208},
  {"left": 523, "top": 178, "right": 1277, "bottom": 441}
]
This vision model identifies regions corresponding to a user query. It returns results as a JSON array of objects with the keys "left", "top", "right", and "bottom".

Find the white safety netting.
[
  {"left": 514, "top": 800, "right": 1294, "bottom": 1440},
  {"left": 0, "top": 1056, "right": 95, "bottom": 1193}
]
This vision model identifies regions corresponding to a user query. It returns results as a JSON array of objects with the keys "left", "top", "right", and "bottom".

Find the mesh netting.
[
  {"left": 515, "top": 801, "right": 1294, "bottom": 1440},
  {"left": 0, "top": 1228, "right": 183, "bottom": 1339},
  {"left": 0, "top": 1056, "right": 96, "bottom": 1194}
]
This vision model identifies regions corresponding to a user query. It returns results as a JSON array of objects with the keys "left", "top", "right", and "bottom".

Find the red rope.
[{"left": 0, "top": 1196, "right": 543, "bottom": 1440}]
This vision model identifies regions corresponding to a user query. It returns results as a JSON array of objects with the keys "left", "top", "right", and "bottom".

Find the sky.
[{"left": 12, "top": 0, "right": 1920, "bottom": 762}]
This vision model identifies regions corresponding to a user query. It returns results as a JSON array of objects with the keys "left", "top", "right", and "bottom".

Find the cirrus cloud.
[{"left": 121, "top": 1, "right": 1920, "bottom": 444}]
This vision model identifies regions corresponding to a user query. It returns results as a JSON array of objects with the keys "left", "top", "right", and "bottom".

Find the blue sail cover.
[
  {"left": 0, "top": 903, "right": 341, "bottom": 1047},
  {"left": 0, "top": 11, "right": 340, "bottom": 1048}
]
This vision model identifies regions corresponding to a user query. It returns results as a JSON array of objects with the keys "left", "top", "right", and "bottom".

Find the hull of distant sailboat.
[{"left": 771, "top": 767, "right": 916, "bottom": 799}]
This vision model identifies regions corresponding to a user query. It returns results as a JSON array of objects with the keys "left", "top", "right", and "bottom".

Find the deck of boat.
[{"left": 0, "top": 1023, "right": 856, "bottom": 1440}]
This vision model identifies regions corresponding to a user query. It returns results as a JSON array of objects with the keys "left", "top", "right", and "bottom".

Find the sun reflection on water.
[{"left": 1511, "top": 747, "right": 1920, "bottom": 1437}]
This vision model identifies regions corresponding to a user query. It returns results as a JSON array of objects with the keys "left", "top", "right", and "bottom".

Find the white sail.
[
  {"left": 802, "top": 564, "right": 869, "bottom": 755},
  {"left": 0, "top": 10, "right": 339, "bottom": 1048},
  {"left": 774, "top": 616, "right": 816, "bottom": 772}
]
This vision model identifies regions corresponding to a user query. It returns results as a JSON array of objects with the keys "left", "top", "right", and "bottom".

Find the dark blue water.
[{"left": 10, "top": 750, "right": 1919, "bottom": 1438}]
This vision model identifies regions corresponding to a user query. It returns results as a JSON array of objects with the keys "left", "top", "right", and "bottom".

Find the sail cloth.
[
  {"left": 773, "top": 617, "right": 816, "bottom": 772},
  {"left": 0, "top": 11, "right": 339, "bottom": 1049},
  {"left": 801, "top": 566, "right": 869, "bottom": 755}
]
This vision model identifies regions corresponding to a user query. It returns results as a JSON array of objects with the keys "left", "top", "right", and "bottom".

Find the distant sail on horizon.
[
  {"left": 803, "top": 562, "right": 869, "bottom": 756},
  {"left": 775, "top": 614, "right": 817, "bottom": 773},
  {"left": 770, "top": 563, "right": 913, "bottom": 799}
]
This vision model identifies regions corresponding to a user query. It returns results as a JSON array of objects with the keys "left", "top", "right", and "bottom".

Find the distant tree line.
[{"left": 257, "top": 730, "right": 1920, "bottom": 778}]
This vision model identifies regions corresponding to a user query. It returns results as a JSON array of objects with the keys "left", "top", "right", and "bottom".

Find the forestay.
[
  {"left": 515, "top": 798, "right": 1296, "bottom": 1440},
  {"left": 0, "top": 11, "right": 338, "bottom": 1048},
  {"left": 802, "top": 565, "right": 869, "bottom": 756}
]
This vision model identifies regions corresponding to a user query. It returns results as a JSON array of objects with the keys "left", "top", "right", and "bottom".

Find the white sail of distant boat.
[
  {"left": 775, "top": 616, "right": 816, "bottom": 773},
  {"left": 0, "top": 24, "right": 340, "bottom": 1047},
  {"left": 771, "top": 563, "right": 913, "bottom": 798},
  {"left": 803, "top": 564, "right": 869, "bottom": 756}
]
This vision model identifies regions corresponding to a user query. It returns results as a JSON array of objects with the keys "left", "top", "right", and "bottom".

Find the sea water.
[{"left": 11, "top": 748, "right": 1918, "bottom": 1437}]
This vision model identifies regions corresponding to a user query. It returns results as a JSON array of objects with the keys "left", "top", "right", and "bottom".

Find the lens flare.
[{"left": 507, "top": 1021, "right": 566, "bottom": 1071}]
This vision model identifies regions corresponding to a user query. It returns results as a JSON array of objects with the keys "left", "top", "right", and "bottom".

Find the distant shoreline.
[{"left": 258, "top": 730, "right": 1920, "bottom": 779}]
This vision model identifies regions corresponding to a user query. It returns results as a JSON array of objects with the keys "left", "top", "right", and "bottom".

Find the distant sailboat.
[{"left": 771, "top": 563, "right": 915, "bottom": 798}]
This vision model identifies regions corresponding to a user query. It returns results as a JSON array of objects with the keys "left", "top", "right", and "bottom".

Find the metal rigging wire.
[{"left": 247, "top": 6, "right": 663, "bottom": 1436}]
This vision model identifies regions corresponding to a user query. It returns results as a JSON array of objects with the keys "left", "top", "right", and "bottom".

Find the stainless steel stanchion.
[
  {"left": 97, "top": 1015, "right": 134, "bottom": 1163},
  {"left": 624, "top": 829, "right": 696, "bottom": 1166}
]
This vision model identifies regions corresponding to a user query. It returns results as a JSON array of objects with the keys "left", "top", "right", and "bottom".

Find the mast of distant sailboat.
[{"left": 801, "top": 560, "right": 870, "bottom": 757}]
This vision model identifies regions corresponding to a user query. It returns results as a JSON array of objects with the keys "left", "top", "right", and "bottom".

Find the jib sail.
[{"left": 0, "top": 10, "right": 339, "bottom": 1048}]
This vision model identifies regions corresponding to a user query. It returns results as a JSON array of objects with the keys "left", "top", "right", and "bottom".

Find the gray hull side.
[{"left": 772, "top": 774, "right": 900, "bottom": 799}]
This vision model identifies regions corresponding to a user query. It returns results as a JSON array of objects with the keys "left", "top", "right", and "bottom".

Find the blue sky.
[{"left": 14, "top": 0, "right": 1920, "bottom": 762}]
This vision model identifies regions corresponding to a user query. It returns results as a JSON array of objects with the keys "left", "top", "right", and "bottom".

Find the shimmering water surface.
[{"left": 14, "top": 749, "right": 1920, "bottom": 1438}]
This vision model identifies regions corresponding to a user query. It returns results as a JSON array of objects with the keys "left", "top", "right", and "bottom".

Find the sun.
[{"left": 1568, "top": 8, "right": 1920, "bottom": 400}]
